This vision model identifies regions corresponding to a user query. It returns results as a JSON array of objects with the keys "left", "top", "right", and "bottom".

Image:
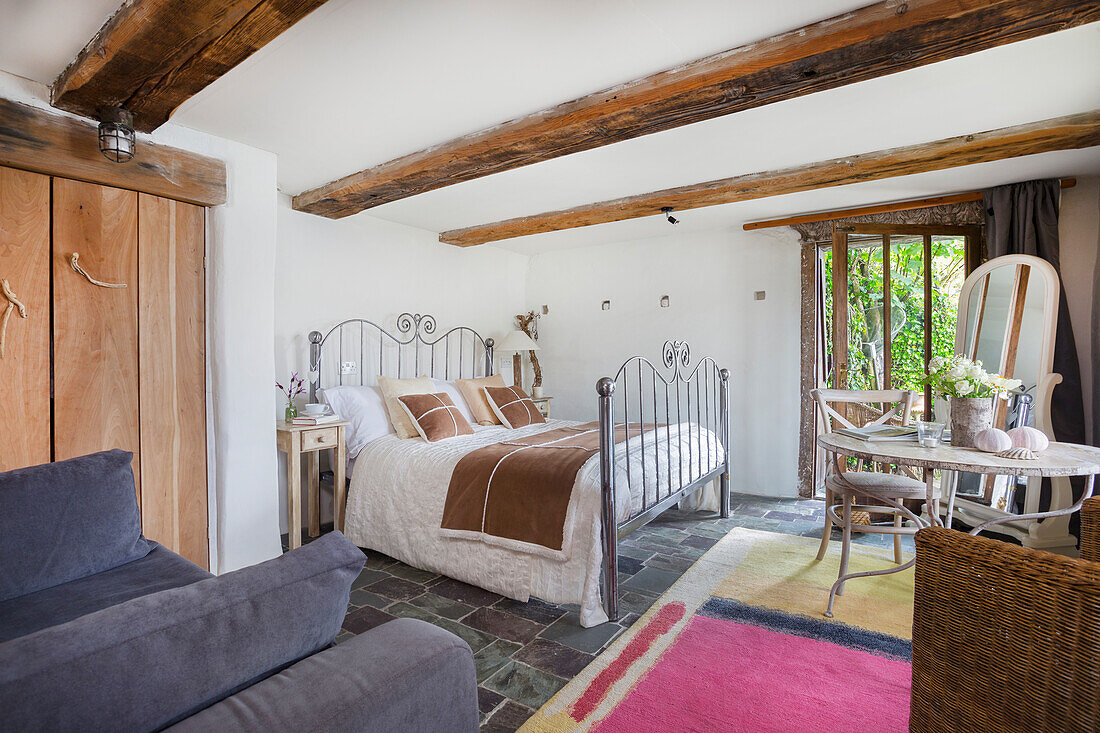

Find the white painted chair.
[{"left": 812, "top": 388, "right": 929, "bottom": 617}]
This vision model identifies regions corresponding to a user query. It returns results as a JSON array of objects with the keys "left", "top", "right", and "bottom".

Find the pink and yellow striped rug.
[{"left": 521, "top": 528, "right": 914, "bottom": 732}]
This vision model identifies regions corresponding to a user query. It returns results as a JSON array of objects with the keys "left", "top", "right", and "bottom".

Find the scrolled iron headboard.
[{"left": 308, "top": 312, "right": 494, "bottom": 400}]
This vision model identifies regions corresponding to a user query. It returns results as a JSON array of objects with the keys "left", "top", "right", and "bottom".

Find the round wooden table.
[{"left": 816, "top": 433, "right": 1100, "bottom": 535}]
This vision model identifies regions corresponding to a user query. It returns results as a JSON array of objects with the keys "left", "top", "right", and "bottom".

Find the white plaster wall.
[
  {"left": 0, "top": 71, "right": 283, "bottom": 573},
  {"left": 525, "top": 227, "right": 803, "bottom": 498},
  {"left": 273, "top": 197, "right": 529, "bottom": 530},
  {"left": 1059, "top": 177, "right": 1099, "bottom": 445}
]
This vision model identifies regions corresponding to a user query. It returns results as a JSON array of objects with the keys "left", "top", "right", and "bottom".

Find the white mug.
[{"left": 302, "top": 402, "right": 326, "bottom": 416}]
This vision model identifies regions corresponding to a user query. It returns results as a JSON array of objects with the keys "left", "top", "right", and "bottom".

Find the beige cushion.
[
  {"left": 826, "top": 470, "right": 926, "bottom": 500},
  {"left": 455, "top": 374, "right": 506, "bottom": 426},
  {"left": 484, "top": 385, "right": 547, "bottom": 429},
  {"left": 377, "top": 375, "right": 433, "bottom": 439}
]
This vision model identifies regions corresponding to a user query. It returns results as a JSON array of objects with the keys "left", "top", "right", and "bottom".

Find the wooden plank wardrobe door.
[
  {"left": 138, "top": 194, "right": 208, "bottom": 568},
  {"left": 52, "top": 179, "right": 140, "bottom": 488},
  {"left": 0, "top": 166, "right": 51, "bottom": 470}
]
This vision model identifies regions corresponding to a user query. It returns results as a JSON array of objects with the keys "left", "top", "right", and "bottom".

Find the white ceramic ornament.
[
  {"left": 974, "top": 428, "right": 1012, "bottom": 453},
  {"left": 1006, "top": 426, "right": 1050, "bottom": 452}
]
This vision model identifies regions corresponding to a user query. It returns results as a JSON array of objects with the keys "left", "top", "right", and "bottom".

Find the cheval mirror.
[{"left": 946, "top": 253, "right": 1074, "bottom": 552}]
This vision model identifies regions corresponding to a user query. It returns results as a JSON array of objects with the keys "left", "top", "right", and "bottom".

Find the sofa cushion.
[
  {"left": 0, "top": 531, "right": 365, "bottom": 733},
  {"left": 0, "top": 450, "right": 153, "bottom": 602},
  {"left": 167, "top": 619, "right": 479, "bottom": 733},
  {"left": 0, "top": 544, "right": 211, "bottom": 643}
]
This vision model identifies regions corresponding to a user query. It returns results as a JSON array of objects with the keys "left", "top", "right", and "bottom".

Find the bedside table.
[
  {"left": 531, "top": 396, "right": 552, "bottom": 418},
  {"left": 276, "top": 420, "right": 349, "bottom": 549}
]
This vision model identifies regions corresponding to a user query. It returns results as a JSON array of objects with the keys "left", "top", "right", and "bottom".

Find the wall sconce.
[
  {"left": 660, "top": 295, "right": 670, "bottom": 308},
  {"left": 98, "top": 107, "right": 135, "bottom": 163},
  {"left": 601, "top": 300, "right": 611, "bottom": 311}
]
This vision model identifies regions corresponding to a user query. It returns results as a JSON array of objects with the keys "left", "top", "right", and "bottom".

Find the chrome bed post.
[
  {"left": 308, "top": 330, "right": 323, "bottom": 402},
  {"left": 597, "top": 376, "right": 618, "bottom": 622},
  {"left": 485, "top": 338, "right": 495, "bottom": 377},
  {"left": 719, "top": 367, "right": 730, "bottom": 518}
]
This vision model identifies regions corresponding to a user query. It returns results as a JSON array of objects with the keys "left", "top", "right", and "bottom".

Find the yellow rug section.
[{"left": 714, "top": 528, "right": 914, "bottom": 639}]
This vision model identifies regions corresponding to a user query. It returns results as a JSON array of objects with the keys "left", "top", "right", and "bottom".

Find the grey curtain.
[
  {"left": 984, "top": 180, "right": 1088, "bottom": 535},
  {"left": 984, "top": 179, "right": 1087, "bottom": 447}
]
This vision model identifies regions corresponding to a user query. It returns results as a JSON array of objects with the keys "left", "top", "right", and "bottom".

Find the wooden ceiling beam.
[
  {"left": 438, "top": 112, "right": 1100, "bottom": 247},
  {"left": 294, "top": 0, "right": 1100, "bottom": 219},
  {"left": 0, "top": 98, "right": 226, "bottom": 206},
  {"left": 52, "top": 0, "right": 330, "bottom": 133}
]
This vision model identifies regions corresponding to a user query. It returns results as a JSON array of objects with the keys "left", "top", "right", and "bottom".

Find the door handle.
[
  {"left": 0, "top": 278, "right": 28, "bottom": 359},
  {"left": 69, "top": 252, "right": 127, "bottom": 289}
]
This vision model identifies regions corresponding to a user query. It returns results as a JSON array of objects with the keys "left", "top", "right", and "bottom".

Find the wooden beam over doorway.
[
  {"left": 0, "top": 98, "right": 227, "bottom": 206},
  {"left": 438, "top": 112, "right": 1100, "bottom": 247},
  {"left": 294, "top": 0, "right": 1100, "bottom": 218},
  {"left": 742, "top": 179, "right": 1078, "bottom": 230},
  {"left": 51, "top": 0, "right": 331, "bottom": 132}
]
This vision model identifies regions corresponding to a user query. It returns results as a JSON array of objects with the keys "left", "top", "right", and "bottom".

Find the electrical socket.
[{"left": 341, "top": 361, "right": 359, "bottom": 375}]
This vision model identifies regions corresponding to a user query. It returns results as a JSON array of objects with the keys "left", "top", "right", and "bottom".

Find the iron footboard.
[{"left": 597, "top": 341, "right": 730, "bottom": 622}]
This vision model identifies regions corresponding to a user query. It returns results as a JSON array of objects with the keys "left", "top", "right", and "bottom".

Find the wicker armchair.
[{"left": 910, "top": 497, "right": 1100, "bottom": 732}]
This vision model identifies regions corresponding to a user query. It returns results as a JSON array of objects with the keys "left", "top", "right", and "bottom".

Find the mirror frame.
[{"left": 953, "top": 253, "right": 1062, "bottom": 437}]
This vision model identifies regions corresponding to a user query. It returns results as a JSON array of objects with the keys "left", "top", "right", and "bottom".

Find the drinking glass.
[{"left": 916, "top": 421, "right": 946, "bottom": 448}]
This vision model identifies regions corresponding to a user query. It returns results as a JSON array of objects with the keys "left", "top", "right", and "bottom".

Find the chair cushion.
[
  {"left": 0, "top": 531, "right": 365, "bottom": 733},
  {"left": 0, "top": 544, "right": 211, "bottom": 643},
  {"left": 826, "top": 471, "right": 927, "bottom": 499},
  {"left": 0, "top": 450, "right": 153, "bottom": 602}
]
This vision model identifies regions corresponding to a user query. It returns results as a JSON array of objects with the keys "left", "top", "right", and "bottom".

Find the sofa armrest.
[{"left": 166, "top": 619, "right": 478, "bottom": 733}]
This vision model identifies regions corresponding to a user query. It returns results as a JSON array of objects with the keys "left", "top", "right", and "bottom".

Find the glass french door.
[{"left": 823, "top": 223, "right": 981, "bottom": 418}]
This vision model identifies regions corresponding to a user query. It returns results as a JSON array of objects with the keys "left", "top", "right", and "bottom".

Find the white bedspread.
[{"left": 343, "top": 419, "right": 724, "bottom": 627}]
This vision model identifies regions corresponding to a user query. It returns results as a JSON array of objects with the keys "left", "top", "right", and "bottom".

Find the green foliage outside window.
[{"left": 822, "top": 236, "right": 966, "bottom": 394}]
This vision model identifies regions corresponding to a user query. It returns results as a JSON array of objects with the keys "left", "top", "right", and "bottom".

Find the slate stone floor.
[{"left": 285, "top": 493, "right": 915, "bottom": 732}]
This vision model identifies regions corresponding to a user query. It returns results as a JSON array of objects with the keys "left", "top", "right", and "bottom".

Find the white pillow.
[
  {"left": 429, "top": 378, "right": 477, "bottom": 426},
  {"left": 319, "top": 385, "right": 394, "bottom": 457}
]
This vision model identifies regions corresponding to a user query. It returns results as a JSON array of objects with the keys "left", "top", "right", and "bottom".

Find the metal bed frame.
[{"left": 308, "top": 313, "right": 729, "bottom": 622}]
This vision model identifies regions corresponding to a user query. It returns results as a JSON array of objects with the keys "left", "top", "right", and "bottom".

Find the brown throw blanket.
[{"left": 440, "top": 422, "right": 647, "bottom": 556}]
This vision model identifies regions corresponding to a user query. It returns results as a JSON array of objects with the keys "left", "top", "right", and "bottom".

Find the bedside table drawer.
[{"left": 302, "top": 427, "right": 338, "bottom": 450}]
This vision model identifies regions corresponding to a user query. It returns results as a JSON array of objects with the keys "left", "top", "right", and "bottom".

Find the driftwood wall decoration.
[{"left": 515, "top": 311, "right": 542, "bottom": 388}]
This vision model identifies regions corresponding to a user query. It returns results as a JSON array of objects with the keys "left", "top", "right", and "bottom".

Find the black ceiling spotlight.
[
  {"left": 98, "top": 107, "right": 136, "bottom": 163},
  {"left": 661, "top": 207, "right": 679, "bottom": 225}
]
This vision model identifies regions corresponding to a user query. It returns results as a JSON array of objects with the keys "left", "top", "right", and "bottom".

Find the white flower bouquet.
[{"left": 923, "top": 355, "right": 1022, "bottom": 398}]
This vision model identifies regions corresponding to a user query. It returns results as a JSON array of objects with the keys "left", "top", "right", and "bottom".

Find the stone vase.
[{"left": 950, "top": 396, "right": 994, "bottom": 448}]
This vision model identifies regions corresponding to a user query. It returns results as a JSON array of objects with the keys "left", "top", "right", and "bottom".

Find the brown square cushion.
[
  {"left": 397, "top": 393, "right": 475, "bottom": 442},
  {"left": 483, "top": 386, "right": 546, "bottom": 429}
]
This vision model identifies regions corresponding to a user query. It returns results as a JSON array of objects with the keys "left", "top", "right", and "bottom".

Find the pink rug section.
[{"left": 592, "top": 614, "right": 910, "bottom": 733}]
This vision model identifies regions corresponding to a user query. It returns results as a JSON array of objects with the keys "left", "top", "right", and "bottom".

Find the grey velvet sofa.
[{"left": 0, "top": 450, "right": 479, "bottom": 733}]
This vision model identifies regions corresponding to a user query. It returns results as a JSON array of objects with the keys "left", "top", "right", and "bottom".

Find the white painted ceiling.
[
  {"left": 0, "top": 0, "right": 121, "bottom": 85},
  {"left": 0, "top": 0, "right": 1097, "bottom": 254}
]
